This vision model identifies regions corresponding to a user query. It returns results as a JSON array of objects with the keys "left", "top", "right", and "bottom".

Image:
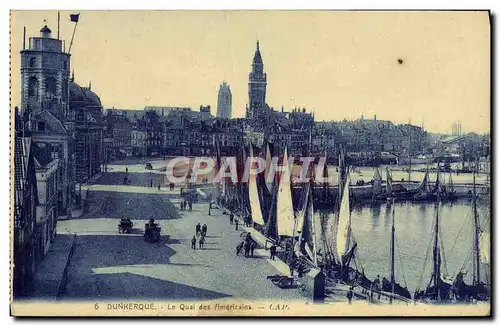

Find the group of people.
[
  {"left": 180, "top": 200, "right": 193, "bottom": 211},
  {"left": 236, "top": 232, "right": 257, "bottom": 258},
  {"left": 191, "top": 223, "right": 208, "bottom": 250}
]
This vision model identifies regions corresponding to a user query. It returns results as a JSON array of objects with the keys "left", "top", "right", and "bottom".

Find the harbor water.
[{"left": 315, "top": 199, "right": 491, "bottom": 293}]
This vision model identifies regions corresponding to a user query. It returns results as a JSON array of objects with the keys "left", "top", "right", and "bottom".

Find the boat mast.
[
  {"left": 432, "top": 191, "right": 441, "bottom": 300},
  {"left": 472, "top": 173, "right": 480, "bottom": 285},
  {"left": 390, "top": 199, "right": 396, "bottom": 303}
]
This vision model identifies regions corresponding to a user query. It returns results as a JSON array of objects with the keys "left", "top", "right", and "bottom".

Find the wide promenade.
[{"left": 57, "top": 159, "right": 303, "bottom": 302}]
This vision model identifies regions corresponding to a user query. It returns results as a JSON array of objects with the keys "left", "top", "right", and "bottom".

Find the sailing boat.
[
  {"left": 449, "top": 175, "right": 490, "bottom": 302},
  {"left": 263, "top": 147, "right": 296, "bottom": 246},
  {"left": 248, "top": 144, "right": 265, "bottom": 226},
  {"left": 443, "top": 172, "right": 457, "bottom": 201},
  {"left": 336, "top": 174, "right": 357, "bottom": 272},
  {"left": 294, "top": 181, "right": 319, "bottom": 268},
  {"left": 414, "top": 192, "right": 453, "bottom": 303},
  {"left": 371, "top": 166, "right": 386, "bottom": 201},
  {"left": 276, "top": 147, "right": 296, "bottom": 238},
  {"left": 381, "top": 201, "right": 412, "bottom": 300},
  {"left": 412, "top": 168, "right": 436, "bottom": 202}
]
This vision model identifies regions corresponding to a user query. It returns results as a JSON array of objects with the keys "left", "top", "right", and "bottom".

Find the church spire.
[{"left": 252, "top": 41, "right": 263, "bottom": 68}]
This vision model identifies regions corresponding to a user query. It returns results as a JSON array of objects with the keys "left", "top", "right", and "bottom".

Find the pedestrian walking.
[
  {"left": 250, "top": 241, "right": 256, "bottom": 258},
  {"left": 245, "top": 232, "right": 253, "bottom": 244},
  {"left": 270, "top": 244, "right": 277, "bottom": 260},
  {"left": 150, "top": 180, "right": 153, "bottom": 188},
  {"left": 202, "top": 224, "right": 208, "bottom": 237},
  {"left": 235, "top": 218, "right": 239, "bottom": 231},
  {"left": 244, "top": 241, "right": 251, "bottom": 258},
  {"left": 180, "top": 201, "right": 184, "bottom": 211},
  {"left": 196, "top": 223, "right": 201, "bottom": 236},
  {"left": 229, "top": 212, "right": 234, "bottom": 225},
  {"left": 191, "top": 236, "right": 197, "bottom": 250},
  {"left": 158, "top": 183, "right": 161, "bottom": 191},
  {"left": 199, "top": 236, "right": 205, "bottom": 249},
  {"left": 189, "top": 202, "right": 193, "bottom": 211},
  {"left": 126, "top": 167, "right": 128, "bottom": 173},
  {"left": 347, "top": 286, "right": 354, "bottom": 304},
  {"left": 236, "top": 241, "right": 244, "bottom": 256}
]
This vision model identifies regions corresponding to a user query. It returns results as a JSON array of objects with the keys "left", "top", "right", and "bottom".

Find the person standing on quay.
[
  {"left": 236, "top": 241, "right": 244, "bottom": 256},
  {"left": 250, "top": 241, "right": 256, "bottom": 258},
  {"left": 229, "top": 212, "right": 234, "bottom": 225},
  {"left": 191, "top": 236, "right": 197, "bottom": 250},
  {"left": 270, "top": 244, "right": 277, "bottom": 260},
  {"left": 235, "top": 218, "right": 239, "bottom": 231},
  {"left": 244, "top": 241, "right": 251, "bottom": 258},
  {"left": 196, "top": 223, "right": 201, "bottom": 236},
  {"left": 202, "top": 224, "right": 208, "bottom": 237},
  {"left": 199, "top": 236, "right": 205, "bottom": 249}
]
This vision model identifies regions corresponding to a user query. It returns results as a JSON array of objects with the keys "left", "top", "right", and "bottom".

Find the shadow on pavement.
[
  {"left": 60, "top": 233, "right": 231, "bottom": 301},
  {"left": 60, "top": 272, "right": 231, "bottom": 301},
  {"left": 82, "top": 191, "right": 181, "bottom": 220}
]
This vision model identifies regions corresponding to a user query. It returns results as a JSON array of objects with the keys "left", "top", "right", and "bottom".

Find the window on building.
[
  {"left": 28, "top": 76, "right": 39, "bottom": 97},
  {"left": 63, "top": 60, "right": 68, "bottom": 70},
  {"left": 29, "top": 57, "right": 36, "bottom": 68},
  {"left": 45, "top": 76, "right": 57, "bottom": 95},
  {"left": 37, "top": 121, "right": 46, "bottom": 132}
]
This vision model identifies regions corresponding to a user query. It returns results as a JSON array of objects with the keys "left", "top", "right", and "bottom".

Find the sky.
[{"left": 10, "top": 10, "right": 490, "bottom": 133}]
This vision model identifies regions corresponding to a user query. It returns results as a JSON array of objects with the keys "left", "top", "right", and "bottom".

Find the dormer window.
[{"left": 29, "top": 57, "right": 36, "bottom": 68}]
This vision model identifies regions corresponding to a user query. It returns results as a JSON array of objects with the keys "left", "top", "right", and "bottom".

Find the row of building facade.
[{"left": 13, "top": 24, "right": 104, "bottom": 297}]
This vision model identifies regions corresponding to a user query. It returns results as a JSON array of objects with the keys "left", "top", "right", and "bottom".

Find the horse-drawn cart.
[
  {"left": 118, "top": 219, "right": 133, "bottom": 233},
  {"left": 144, "top": 221, "right": 161, "bottom": 243}
]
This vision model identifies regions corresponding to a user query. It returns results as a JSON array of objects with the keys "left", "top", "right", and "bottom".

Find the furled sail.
[
  {"left": 479, "top": 232, "right": 490, "bottom": 265},
  {"left": 295, "top": 182, "right": 310, "bottom": 236},
  {"left": 248, "top": 145, "right": 265, "bottom": 225},
  {"left": 295, "top": 183, "right": 318, "bottom": 266},
  {"left": 386, "top": 167, "right": 393, "bottom": 195},
  {"left": 264, "top": 142, "right": 273, "bottom": 193},
  {"left": 336, "top": 174, "right": 352, "bottom": 263},
  {"left": 416, "top": 170, "right": 430, "bottom": 193},
  {"left": 276, "top": 147, "right": 296, "bottom": 237},
  {"left": 306, "top": 183, "right": 318, "bottom": 265}
]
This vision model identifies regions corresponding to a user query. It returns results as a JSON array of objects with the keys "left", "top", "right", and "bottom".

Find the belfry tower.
[
  {"left": 247, "top": 41, "right": 267, "bottom": 119},
  {"left": 20, "top": 24, "right": 71, "bottom": 123}
]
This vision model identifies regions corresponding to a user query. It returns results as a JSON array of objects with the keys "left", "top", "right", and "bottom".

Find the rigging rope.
[
  {"left": 439, "top": 224, "right": 449, "bottom": 277},
  {"left": 448, "top": 207, "right": 472, "bottom": 258},
  {"left": 394, "top": 235, "right": 408, "bottom": 289},
  {"left": 350, "top": 232, "right": 365, "bottom": 276},
  {"left": 416, "top": 224, "right": 435, "bottom": 292}
]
